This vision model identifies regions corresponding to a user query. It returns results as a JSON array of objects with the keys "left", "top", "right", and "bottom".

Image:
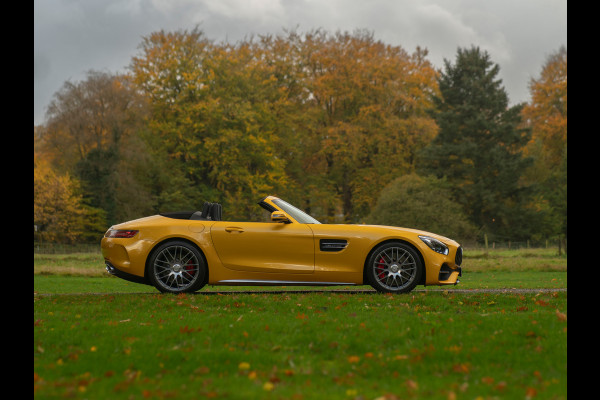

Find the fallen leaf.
[
  {"left": 195, "top": 366, "right": 210, "bottom": 375},
  {"left": 555, "top": 309, "right": 567, "bottom": 321},
  {"left": 452, "top": 363, "right": 470, "bottom": 374},
  {"left": 481, "top": 376, "right": 494, "bottom": 385},
  {"left": 238, "top": 362, "right": 250, "bottom": 370},
  {"left": 405, "top": 379, "right": 418, "bottom": 390}
]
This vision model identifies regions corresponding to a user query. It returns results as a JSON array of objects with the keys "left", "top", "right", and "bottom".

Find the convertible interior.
[
  {"left": 160, "top": 202, "right": 223, "bottom": 221},
  {"left": 158, "top": 195, "right": 287, "bottom": 223}
]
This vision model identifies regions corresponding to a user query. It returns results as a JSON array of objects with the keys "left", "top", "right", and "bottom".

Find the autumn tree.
[
  {"left": 40, "top": 71, "right": 152, "bottom": 225},
  {"left": 127, "top": 28, "right": 442, "bottom": 222},
  {"left": 523, "top": 46, "right": 567, "bottom": 172},
  {"left": 34, "top": 134, "right": 106, "bottom": 243},
  {"left": 522, "top": 47, "right": 567, "bottom": 242},
  {"left": 42, "top": 71, "right": 147, "bottom": 170},
  {"left": 418, "top": 46, "right": 534, "bottom": 240},
  {"left": 287, "top": 30, "right": 439, "bottom": 222},
  {"left": 130, "top": 28, "right": 291, "bottom": 220}
]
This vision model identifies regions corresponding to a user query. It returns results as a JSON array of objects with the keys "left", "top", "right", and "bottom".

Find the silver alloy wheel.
[
  {"left": 372, "top": 246, "right": 418, "bottom": 291},
  {"left": 153, "top": 245, "right": 201, "bottom": 292}
]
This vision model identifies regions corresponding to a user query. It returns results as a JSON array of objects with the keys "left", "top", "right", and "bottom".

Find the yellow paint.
[{"left": 101, "top": 196, "right": 462, "bottom": 288}]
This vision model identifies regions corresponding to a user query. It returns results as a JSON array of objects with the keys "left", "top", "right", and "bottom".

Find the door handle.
[{"left": 225, "top": 227, "right": 244, "bottom": 233}]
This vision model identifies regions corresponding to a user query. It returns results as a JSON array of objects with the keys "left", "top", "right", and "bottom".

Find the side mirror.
[{"left": 271, "top": 211, "right": 291, "bottom": 223}]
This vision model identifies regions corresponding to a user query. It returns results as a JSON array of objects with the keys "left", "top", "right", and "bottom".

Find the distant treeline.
[{"left": 33, "top": 28, "right": 566, "bottom": 245}]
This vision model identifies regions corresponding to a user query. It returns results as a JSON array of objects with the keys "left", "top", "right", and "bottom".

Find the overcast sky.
[{"left": 34, "top": 0, "right": 567, "bottom": 126}]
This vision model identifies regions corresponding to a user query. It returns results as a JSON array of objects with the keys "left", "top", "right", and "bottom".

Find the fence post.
[{"left": 484, "top": 233, "right": 488, "bottom": 255}]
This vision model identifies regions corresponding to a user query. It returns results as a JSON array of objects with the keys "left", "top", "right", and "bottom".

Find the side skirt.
[{"left": 216, "top": 279, "right": 357, "bottom": 286}]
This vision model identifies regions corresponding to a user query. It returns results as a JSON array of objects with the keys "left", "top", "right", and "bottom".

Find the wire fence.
[
  {"left": 34, "top": 238, "right": 566, "bottom": 255},
  {"left": 34, "top": 242, "right": 102, "bottom": 254},
  {"left": 462, "top": 239, "right": 565, "bottom": 251}
]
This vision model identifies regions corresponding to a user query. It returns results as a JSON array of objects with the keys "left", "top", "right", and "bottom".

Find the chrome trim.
[
  {"left": 321, "top": 243, "right": 348, "bottom": 249},
  {"left": 319, "top": 239, "right": 349, "bottom": 252},
  {"left": 105, "top": 262, "right": 116, "bottom": 274},
  {"left": 217, "top": 279, "right": 356, "bottom": 286}
]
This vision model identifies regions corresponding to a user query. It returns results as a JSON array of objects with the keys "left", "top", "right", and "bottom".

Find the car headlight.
[{"left": 419, "top": 235, "right": 449, "bottom": 255}]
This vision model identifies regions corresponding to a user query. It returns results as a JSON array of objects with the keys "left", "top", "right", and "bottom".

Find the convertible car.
[{"left": 101, "top": 196, "right": 462, "bottom": 294}]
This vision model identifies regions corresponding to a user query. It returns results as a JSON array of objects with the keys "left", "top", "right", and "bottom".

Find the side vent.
[{"left": 320, "top": 239, "right": 348, "bottom": 252}]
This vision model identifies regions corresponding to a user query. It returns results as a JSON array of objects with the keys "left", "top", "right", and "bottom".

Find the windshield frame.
[{"left": 271, "top": 198, "right": 321, "bottom": 224}]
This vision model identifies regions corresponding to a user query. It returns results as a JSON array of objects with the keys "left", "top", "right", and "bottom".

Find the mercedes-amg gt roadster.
[{"left": 101, "top": 196, "right": 463, "bottom": 294}]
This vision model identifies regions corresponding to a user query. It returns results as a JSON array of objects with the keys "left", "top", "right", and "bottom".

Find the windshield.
[{"left": 272, "top": 199, "right": 321, "bottom": 224}]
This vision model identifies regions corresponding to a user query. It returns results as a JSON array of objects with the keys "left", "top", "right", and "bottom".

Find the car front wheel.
[
  {"left": 366, "top": 242, "right": 422, "bottom": 294},
  {"left": 147, "top": 240, "right": 207, "bottom": 294}
]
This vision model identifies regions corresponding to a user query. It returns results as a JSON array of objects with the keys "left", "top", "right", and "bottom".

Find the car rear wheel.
[
  {"left": 147, "top": 240, "right": 207, "bottom": 294},
  {"left": 366, "top": 242, "right": 422, "bottom": 294}
]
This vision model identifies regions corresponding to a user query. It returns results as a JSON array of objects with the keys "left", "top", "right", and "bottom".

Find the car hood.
[{"left": 354, "top": 224, "right": 460, "bottom": 247}]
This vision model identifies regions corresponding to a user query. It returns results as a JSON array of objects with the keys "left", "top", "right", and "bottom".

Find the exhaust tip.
[{"left": 105, "top": 262, "right": 116, "bottom": 275}]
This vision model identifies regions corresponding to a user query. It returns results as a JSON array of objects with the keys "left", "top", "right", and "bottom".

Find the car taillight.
[{"left": 105, "top": 229, "right": 139, "bottom": 238}]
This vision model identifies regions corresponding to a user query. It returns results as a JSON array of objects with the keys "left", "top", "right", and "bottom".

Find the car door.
[
  {"left": 309, "top": 224, "right": 375, "bottom": 274},
  {"left": 210, "top": 221, "right": 315, "bottom": 274}
]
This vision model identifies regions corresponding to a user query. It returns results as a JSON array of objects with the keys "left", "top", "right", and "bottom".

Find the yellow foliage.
[{"left": 33, "top": 154, "right": 87, "bottom": 243}]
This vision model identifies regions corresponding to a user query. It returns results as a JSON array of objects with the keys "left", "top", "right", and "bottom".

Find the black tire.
[
  {"left": 366, "top": 242, "right": 423, "bottom": 294},
  {"left": 147, "top": 240, "right": 207, "bottom": 294}
]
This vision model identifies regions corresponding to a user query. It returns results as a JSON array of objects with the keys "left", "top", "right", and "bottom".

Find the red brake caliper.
[
  {"left": 184, "top": 261, "right": 195, "bottom": 277},
  {"left": 377, "top": 257, "right": 386, "bottom": 279}
]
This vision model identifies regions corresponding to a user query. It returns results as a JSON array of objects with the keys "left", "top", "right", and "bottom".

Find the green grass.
[
  {"left": 34, "top": 253, "right": 108, "bottom": 277},
  {"left": 33, "top": 247, "right": 567, "bottom": 294},
  {"left": 34, "top": 249, "right": 567, "bottom": 399},
  {"left": 463, "top": 247, "right": 567, "bottom": 272}
]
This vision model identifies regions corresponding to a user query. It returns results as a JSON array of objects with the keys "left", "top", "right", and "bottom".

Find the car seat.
[
  {"left": 210, "top": 203, "right": 222, "bottom": 221},
  {"left": 190, "top": 202, "right": 213, "bottom": 220}
]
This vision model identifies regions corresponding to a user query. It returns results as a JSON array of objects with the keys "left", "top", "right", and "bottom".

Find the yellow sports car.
[{"left": 101, "top": 195, "right": 462, "bottom": 294}]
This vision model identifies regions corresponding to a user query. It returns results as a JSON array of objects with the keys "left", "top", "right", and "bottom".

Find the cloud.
[
  {"left": 33, "top": 0, "right": 566, "bottom": 125},
  {"left": 202, "top": 0, "right": 285, "bottom": 21}
]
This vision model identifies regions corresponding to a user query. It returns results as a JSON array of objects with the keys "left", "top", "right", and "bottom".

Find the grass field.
[{"left": 34, "top": 248, "right": 567, "bottom": 399}]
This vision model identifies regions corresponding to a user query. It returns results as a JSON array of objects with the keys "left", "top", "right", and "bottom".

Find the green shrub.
[{"left": 366, "top": 173, "right": 477, "bottom": 241}]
